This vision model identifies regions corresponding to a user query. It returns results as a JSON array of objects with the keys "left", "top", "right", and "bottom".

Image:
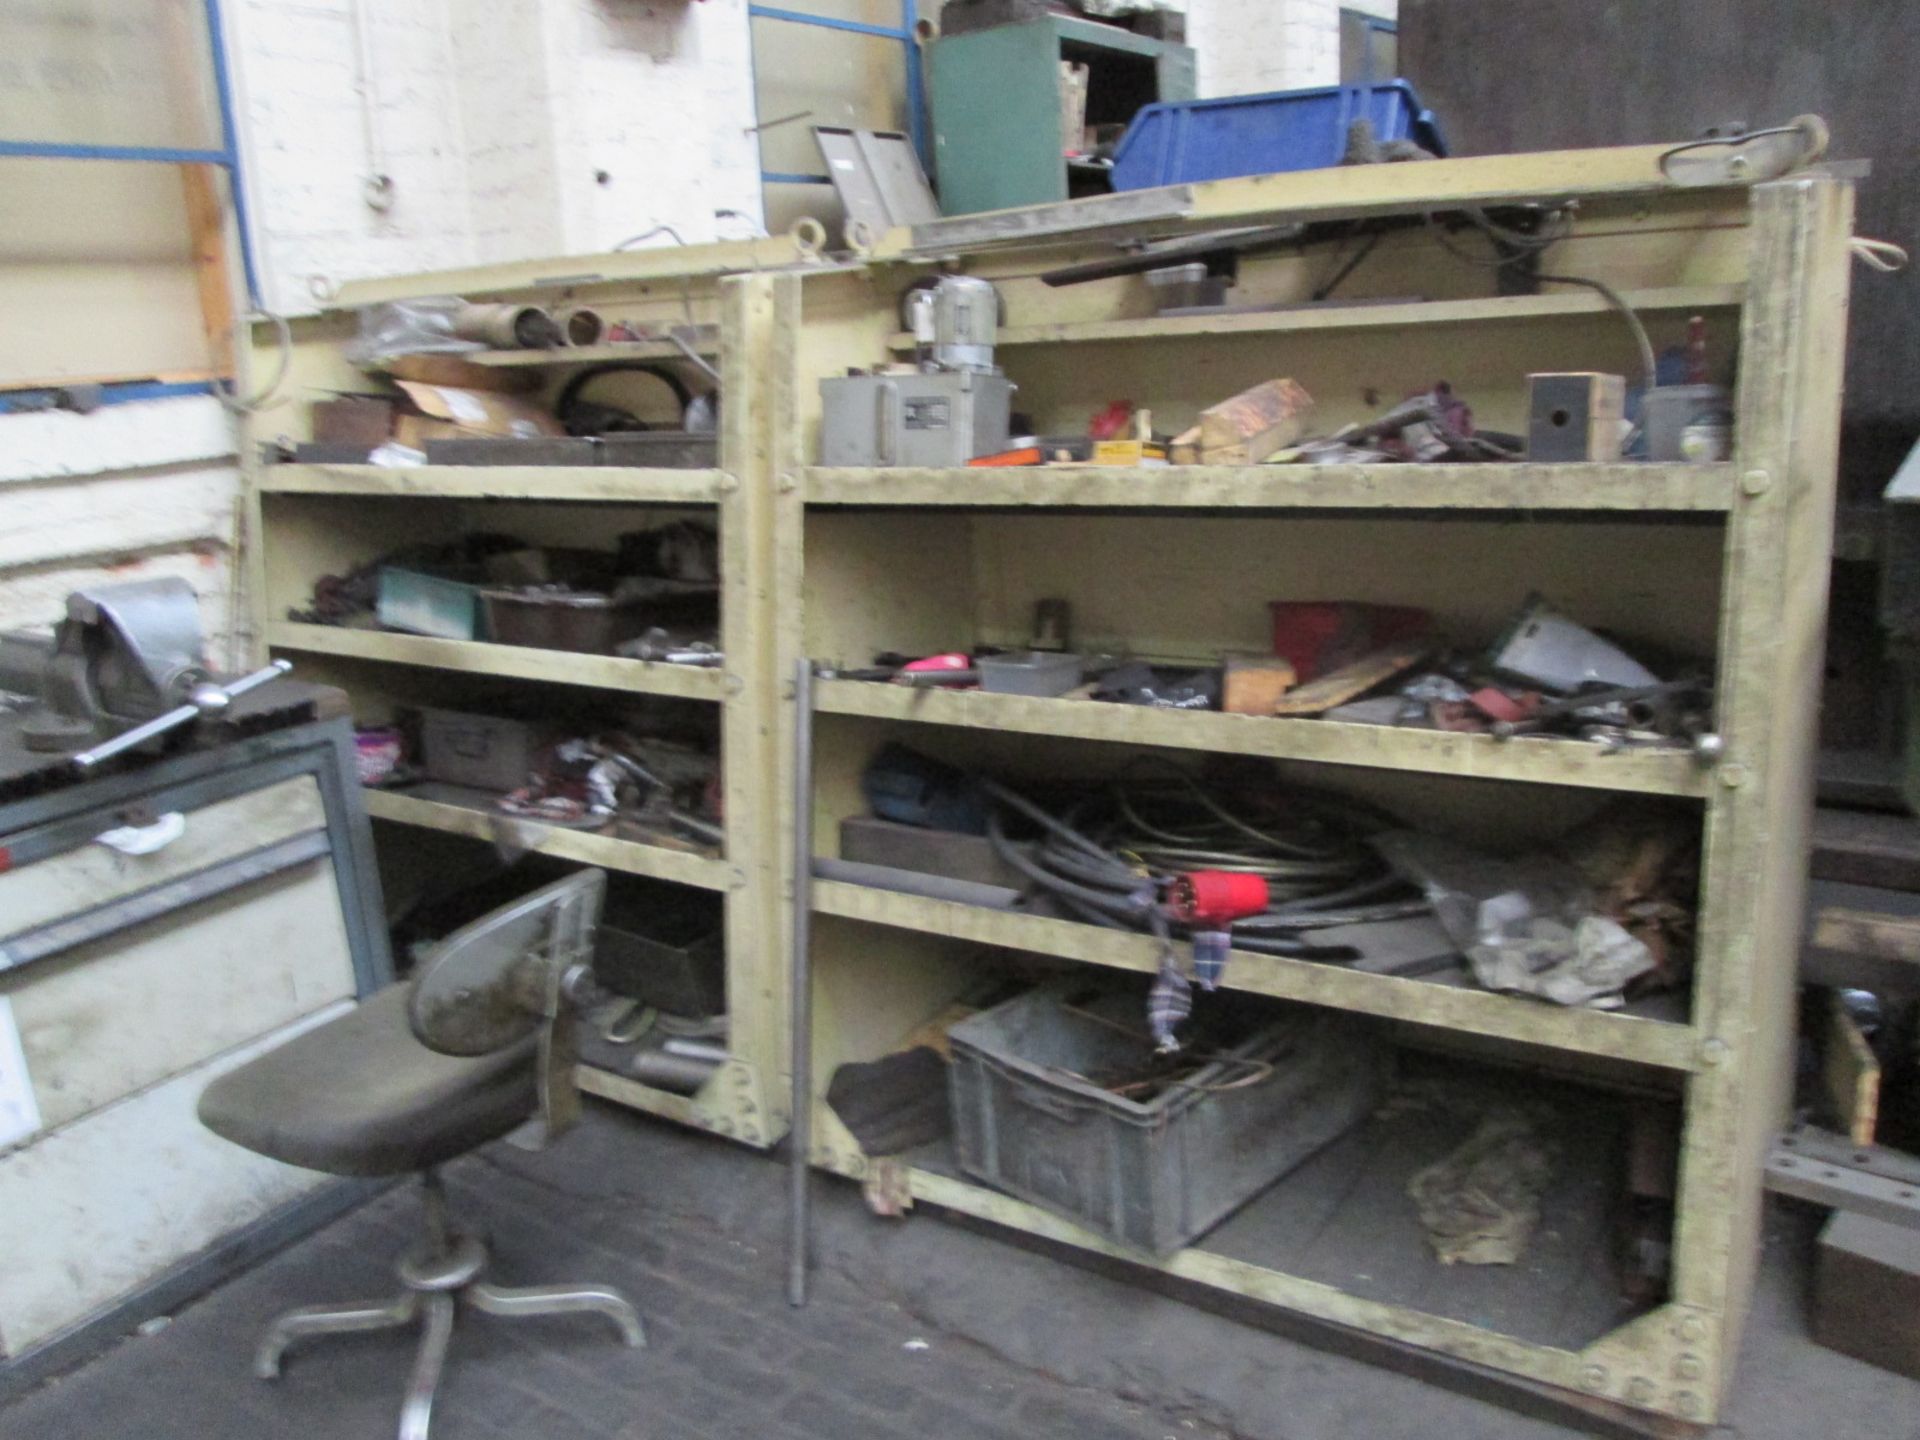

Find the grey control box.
[{"left": 819, "top": 370, "right": 1016, "bottom": 467}]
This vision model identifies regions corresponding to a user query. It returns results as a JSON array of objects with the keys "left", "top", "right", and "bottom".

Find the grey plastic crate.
[{"left": 948, "top": 982, "right": 1379, "bottom": 1254}]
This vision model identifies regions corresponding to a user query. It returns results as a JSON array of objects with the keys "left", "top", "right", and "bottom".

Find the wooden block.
[
  {"left": 1814, "top": 1211, "right": 1920, "bottom": 1381},
  {"left": 1197, "top": 378, "right": 1314, "bottom": 463},
  {"left": 179, "top": 164, "right": 236, "bottom": 380},
  {"left": 1823, "top": 990, "right": 1882, "bottom": 1146},
  {"left": 312, "top": 395, "right": 398, "bottom": 447},
  {"left": 378, "top": 353, "right": 541, "bottom": 393},
  {"left": 1090, "top": 439, "right": 1169, "bottom": 466},
  {"left": 1270, "top": 645, "right": 1426, "bottom": 717},
  {"left": 1527, "top": 372, "right": 1626, "bottom": 461},
  {"left": 1222, "top": 654, "right": 1298, "bottom": 714}
]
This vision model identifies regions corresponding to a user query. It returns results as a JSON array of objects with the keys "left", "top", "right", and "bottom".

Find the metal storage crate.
[{"left": 948, "top": 983, "right": 1381, "bottom": 1254}]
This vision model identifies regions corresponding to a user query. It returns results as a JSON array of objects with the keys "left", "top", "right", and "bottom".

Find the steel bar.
[{"left": 787, "top": 658, "right": 817, "bottom": 1307}]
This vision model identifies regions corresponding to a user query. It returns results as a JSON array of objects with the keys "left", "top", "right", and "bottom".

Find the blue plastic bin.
[{"left": 1110, "top": 80, "right": 1446, "bottom": 192}]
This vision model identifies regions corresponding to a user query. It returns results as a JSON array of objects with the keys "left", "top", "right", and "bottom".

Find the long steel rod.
[{"left": 786, "top": 657, "right": 817, "bottom": 1307}]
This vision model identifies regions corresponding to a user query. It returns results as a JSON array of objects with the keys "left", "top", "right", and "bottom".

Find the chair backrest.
[{"left": 407, "top": 868, "right": 607, "bottom": 1057}]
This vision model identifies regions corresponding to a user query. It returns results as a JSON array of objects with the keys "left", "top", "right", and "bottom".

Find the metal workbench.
[{"left": 0, "top": 713, "right": 392, "bottom": 1393}]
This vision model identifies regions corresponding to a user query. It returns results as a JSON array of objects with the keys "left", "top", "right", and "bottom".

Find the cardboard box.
[
  {"left": 1191, "top": 378, "right": 1315, "bottom": 464},
  {"left": 381, "top": 353, "right": 541, "bottom": 394},
  {"left": 311, "top": 379, "right": 563, "bottom": 451},
  {"left": 393, "top": 381, "right": 566, "bottom": 442}
]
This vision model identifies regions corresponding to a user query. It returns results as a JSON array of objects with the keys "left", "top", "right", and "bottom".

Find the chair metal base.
[{"left": 253, "top": 1173, "right": 643, "bottom": 1440}]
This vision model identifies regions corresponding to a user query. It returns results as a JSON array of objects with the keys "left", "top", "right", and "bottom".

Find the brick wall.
[
  {"left": 229, "top": 0, "right": 765, "bottom": 313},
  {"left": 0, "top": 398, "right": 242, "bottom": 666},
  {"left": 1187, "top": 0, "right": 1397, "bottom": 97}
]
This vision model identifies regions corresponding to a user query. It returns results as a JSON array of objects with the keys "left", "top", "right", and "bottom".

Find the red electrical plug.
[{"left": 1168, "top": 871, "right": 1270, "bottom": 927}]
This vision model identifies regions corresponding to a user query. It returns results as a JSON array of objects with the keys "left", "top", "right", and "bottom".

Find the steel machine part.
[
  {"left": 450, "top": 302, "right": 562, "bottom": 350},
  {"left": 821, "top": 275, "right": 1015, "bottom": 465},
  {"left": 904, "top": 274, "right": 1000, "bottom": 374},
  {"left": 813, "top": 126, "right": 941, "bottom": 243},
  {"left": 556, "top": 305, "right": 605, "bottom": 348},
  {"left": 818, "top": 368, "right": 1016, "bottom": 467},
  {"left": 1487, "top": 595, "right": 1659, "bottom": 694}
]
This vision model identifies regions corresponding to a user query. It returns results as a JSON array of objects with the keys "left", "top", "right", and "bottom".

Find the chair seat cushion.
[{"left": 198, "top": 985, "right": 538, "bottom": 1177}]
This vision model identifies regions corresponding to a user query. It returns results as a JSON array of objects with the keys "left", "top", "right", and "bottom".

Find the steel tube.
[{"left": 787, "top": 658, "right": 816, "bottom": 1308}]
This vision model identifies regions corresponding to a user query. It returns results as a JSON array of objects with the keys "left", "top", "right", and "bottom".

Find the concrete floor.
[{"left": 6, "top": 1101, "right": 1920, "bottom": 1440}]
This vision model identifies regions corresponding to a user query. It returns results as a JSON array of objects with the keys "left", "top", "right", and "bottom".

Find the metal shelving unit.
[
  {"left": 245, "top": 279, "right": 790, "bottom": 1152},
  {"left": 755, "top": 148, "right": 1856, "bottom": 1426},
  {"left": 242, "top": 140, "right": 1857, "bottom": 1428}
]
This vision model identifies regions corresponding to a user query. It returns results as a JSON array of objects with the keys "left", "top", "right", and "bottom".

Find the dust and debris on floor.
[
  {"left": 5, "top": 1101, "right": 1920, "bottom": 1440},
  {"left": 0, "top": 1110, "right": 1227, "bottom": 1440}
]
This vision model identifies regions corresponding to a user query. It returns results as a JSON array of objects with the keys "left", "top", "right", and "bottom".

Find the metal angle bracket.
[
  {"left": 1765, "top": 1125, "right": 1920, "bottom": 1230},
  {"left": 905, "top": 185, "right": 1198, "bottom": 257}
]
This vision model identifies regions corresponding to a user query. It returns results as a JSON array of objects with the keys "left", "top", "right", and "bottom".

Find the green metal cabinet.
[{"left": 928, "top": 17, "right": 1195, "bottom": 216}]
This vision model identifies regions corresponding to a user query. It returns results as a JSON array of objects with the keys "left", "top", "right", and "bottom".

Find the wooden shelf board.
[
  {"left": 268, "top": 622, "right": 726, "bottom": 700},
  {"left": 810, "top": 879, "right": 1701, "bottom": 1072},
  {"left": 365, "top": 785, "right": 731, "bottom": 890},
  {"left": 463, "top": 339, "right": 717, "bottom": 368},
  {"left": 803, "top": 463, "right": 1736, "bottom": 513},
  {"left": 819, "top": 1157, "right": 1597, "bottom": 1387},
  {"left": 257, "top": 463, "right": 725, "bottom": 504},
  {"left": 814, "top": 681, "right": 1710, "bottom": 796},
  {"left": 872, "top": 145, "right": 1734, "bottom": 261},
  {"left": 885, "top": 284, "right": 1746, "bottom": 351}
]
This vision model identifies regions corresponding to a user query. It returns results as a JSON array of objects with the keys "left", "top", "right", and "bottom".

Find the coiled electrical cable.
[{"left": 981, "top": 762, "right": 1427, "bottom": 961}]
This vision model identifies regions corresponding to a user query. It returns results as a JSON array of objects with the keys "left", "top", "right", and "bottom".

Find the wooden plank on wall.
[{"left": 180, "top": 164, "right": 236, "bottom": 379}]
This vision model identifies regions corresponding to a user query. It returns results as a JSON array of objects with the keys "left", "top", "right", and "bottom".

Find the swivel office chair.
[{"left": 198, "top": 869, "right": 642, "bottom": 1440}]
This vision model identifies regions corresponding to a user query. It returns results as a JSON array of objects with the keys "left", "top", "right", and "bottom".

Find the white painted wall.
[
  {"left": 1187, "top": 0, "right": 1397, "bottom": 98},
  {"left": 0, "top": 398, "right": 242, "bottom": 666},
  {"left": 229, "top": 0, "right": 766, "bottom": 315}
]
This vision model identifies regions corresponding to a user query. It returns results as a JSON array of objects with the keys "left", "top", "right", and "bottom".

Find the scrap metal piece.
[
  {"left": 1487, "top": 595, "right": 1659, "bottom": 695},
  {"left": 906, "top": 186, "right": 1197, "bottom": 257},
  {"left": 814, "top": 127, "right": 941, "bottom": 239},
  {"left": 1658, "top": 115, "right": 1828, "bottom": 188}
]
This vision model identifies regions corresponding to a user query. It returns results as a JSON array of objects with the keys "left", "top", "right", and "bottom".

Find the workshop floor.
[{"left": 6, "top": 1102, "right": 1919, "bottom": 1440}]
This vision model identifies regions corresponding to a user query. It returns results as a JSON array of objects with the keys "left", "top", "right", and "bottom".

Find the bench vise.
[{"left": 0, "top": 577, "right": 290, "bottom": 770}]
